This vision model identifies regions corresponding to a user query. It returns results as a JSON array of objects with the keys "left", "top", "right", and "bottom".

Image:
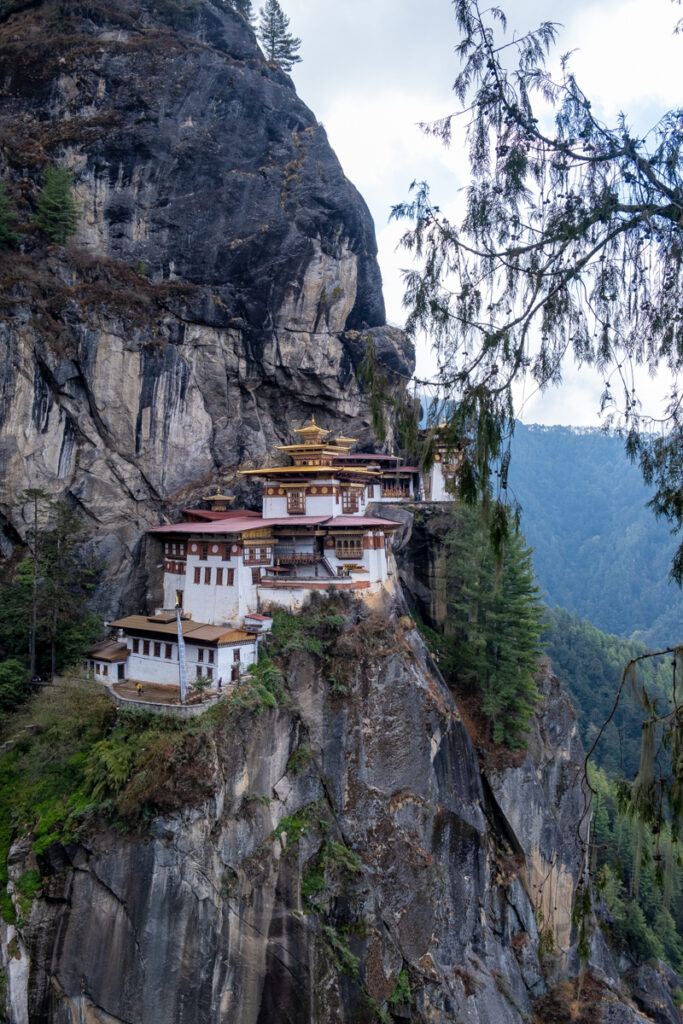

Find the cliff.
[
  {"left": 0, "top": 599, "right": 598, "bottom": 1024},
  {"left": 0, "top": 0, "right": 412, "bottom": 615}
]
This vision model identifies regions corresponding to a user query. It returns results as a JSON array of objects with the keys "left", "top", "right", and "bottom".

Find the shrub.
[{"left": 0, "top": 659, "right": 27, "bottom": 713}]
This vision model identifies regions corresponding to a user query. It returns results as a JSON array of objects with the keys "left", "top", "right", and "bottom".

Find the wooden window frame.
[
  {"left": 165, "top": 643, "right": 173, "bottom": 660},
  {"left": 194, "top": 567, "right": 201, "bottom": 584},
  {"left": 287, "top": 490, "right": 306, "bottom": 515},
  {"left": 227, "top": 568, "right": 235, "bottom": 586},
  {"left": 133, "top": 638, "right": 140, "bottom": 654},
  {"left": 143, "top": 640, "right": 150, "bottom": 656},
  {"left": 154, "top": 641, "right": 161, "bottom": 658},
  {"left": 216, "top": 567, "right": 223, "bottom": 586},
  {"left": 204, "top": 567, "right": 211, "bottom": 585}
]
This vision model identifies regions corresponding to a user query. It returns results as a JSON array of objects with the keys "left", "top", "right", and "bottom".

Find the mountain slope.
[
  {"left": 509, "top": 423, "right": 683, "bottom": 647},
  {"left": 0, "top": 0, "right": 412, "bottom": 615}
]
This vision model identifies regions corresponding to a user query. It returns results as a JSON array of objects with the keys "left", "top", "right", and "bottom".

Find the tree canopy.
[
  {"left": 257, "top": 0, "right": 301, "bottom": 72},
  {"left": 392, "top": 0, "right": 683, "bottom": 581}
]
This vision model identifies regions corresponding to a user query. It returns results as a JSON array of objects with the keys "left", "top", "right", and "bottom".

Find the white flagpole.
[{"left": 175, "top": 594, "right": 188, "bottom": 704}]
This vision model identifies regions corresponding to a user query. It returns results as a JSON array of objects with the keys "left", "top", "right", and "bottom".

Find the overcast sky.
[{"left": 285, "top": 0, "right": 681, "bottom": 426}]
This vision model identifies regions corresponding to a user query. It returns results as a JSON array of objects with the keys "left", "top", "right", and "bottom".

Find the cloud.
[{"left": 286, "top": 0, "right": 680, "bottom": 425}]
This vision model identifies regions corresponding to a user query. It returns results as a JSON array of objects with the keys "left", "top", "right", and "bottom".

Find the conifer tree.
[
  {"left": 257, "top": 0, "right": 301, "bottom": 72},
  {"left": 440, "top": 503, "right": 542, "bottom": 747},
  {"left": 0, "top": 182, "right": 18, "bottom": 248},
  {"left": 35, "top": 165, "right": 78, "bottom": 244}
]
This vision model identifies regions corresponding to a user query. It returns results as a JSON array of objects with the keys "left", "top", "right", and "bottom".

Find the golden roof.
[
  {"left": 205, "top": 492, "right": 234, "bottom": 503},
  {"left": 240, "top": 465, "right": 382, "bottom": 477},
  {"left": 292, "top": 416, "right": 330, "bottom": 443},
  {"left": 110, "top": 615, "right": 257, "bottom": 645}
]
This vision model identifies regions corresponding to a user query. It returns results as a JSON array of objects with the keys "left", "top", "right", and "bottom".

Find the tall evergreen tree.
[
  {"left": 434, "top": 503, "right": 543, "bottom": 747},
  {"left": 0, "top": 182, "right": 18, "bottom": 248},
  {"left": 257, "top": 0, "right": 301, "bottom": 72},
  {"left": 35, "top": 165, "right": 78, "bottom": 244}
]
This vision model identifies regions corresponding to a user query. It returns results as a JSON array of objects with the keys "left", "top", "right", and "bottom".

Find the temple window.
[
  {"left": 165, "top": 643, "right": 173, "bottom": 659},
  {"left": 251, "top": 568, "right": 262, "bottom": 584},
  {"left": 227, "top": 569, "right": 235, "bottom": 585},
  {"left": 154, "top": 642, "right": 161, "bottom": 657},
  {"left": 194, "top": 567, "right": 201, "bottom": 584},
  {"left": 216, "top": 567, "right": 223, "bottom": 585},
  {"left": 208, "top": 650, "right": 215, "bottom": 665},
  {"left": 198, "top": 649, "right": 204, "bottom": 663},
  {"left": 341, "top": 490, "right": 359, "bottom": 514},
  {"left": 287, "top": 490, "right": 305, "bottom": 514},
  {"left": 133, "top": 639, "right": 140, "bottom": 654},
  {"left": 335, "top": 536, "right": 363, "bottom": 559},
  {"left": 234, "top": 648, "right": 241, "bottom": 662},
  {"left": 204, "top": 567, "right": 211, "bottom": 585},
  {"left": 143, "top": 640, "right": 150, "bottom": 656},
  {"left": 199, "top": 542, "right": 208, "bottom": 561}
]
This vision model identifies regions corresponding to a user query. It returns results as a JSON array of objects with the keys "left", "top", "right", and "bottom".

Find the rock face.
[
  {"left": 0, "top": 0, "right": 412, "bottom": 614},
  {"left": 4, "top": 597, "right": 671, "bottom": 1024},
  {"left": 0, "top": 600, "right": 584, "bottom": 1024}
]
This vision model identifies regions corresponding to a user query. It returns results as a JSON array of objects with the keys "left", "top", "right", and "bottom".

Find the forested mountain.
[{"left": 509, "top": 423, "right": 683, "bottom": 648}]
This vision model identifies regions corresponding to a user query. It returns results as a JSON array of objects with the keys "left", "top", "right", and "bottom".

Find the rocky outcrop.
[
  {"left": 4, "top": 597, "right": 670, "bottom": 1024},
  {"left": 0, "top": 0, "right": 413, "bottom": 614},
  {"left": 0, "top": 600, "right": 571, "bottom": 1024}
]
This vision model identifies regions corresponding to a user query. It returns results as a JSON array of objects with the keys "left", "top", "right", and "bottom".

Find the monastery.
[{"left": 86, "top": 419, "right": 458, "bottom": 692}]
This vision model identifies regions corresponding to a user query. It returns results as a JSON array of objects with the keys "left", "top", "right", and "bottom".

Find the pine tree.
[
  {"left": 0, "top": 182, "right": 18, "bottom": 248},
  {"left": 35, "top": 165, "right": 78, "bottom": 244},
  {"left": 441, "top": 504, "right": 542, "bottom": 747},
  {"left": 257, "top": 0, "right": 301, "bottom": 72}
]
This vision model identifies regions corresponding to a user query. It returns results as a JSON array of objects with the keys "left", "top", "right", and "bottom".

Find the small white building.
[{"left": 88, "top": 616, "right": 259, "bottom": 687}]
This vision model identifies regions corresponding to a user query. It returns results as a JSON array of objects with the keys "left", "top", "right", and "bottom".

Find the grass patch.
[
  {"left": 268, "top": 609, "right": 345, "bottom": 659},
  {"left": 287, "top": 743, "right": 312, "bottom": 774}
]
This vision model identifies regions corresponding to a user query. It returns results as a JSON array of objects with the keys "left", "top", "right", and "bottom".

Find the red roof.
[
  {"left": 326, "top": 516, "right": 401, "bottom": 528},
  {"left": 150, "top": 515, "right": 331, "bottom": 535},
  {"left": 182, "top": 509, "right": 260, "bottom": 521},
  {"left": 245, "top": 613, "right": 273, "bottom": 621}
]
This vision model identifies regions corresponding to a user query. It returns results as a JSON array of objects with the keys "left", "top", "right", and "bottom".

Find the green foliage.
[
  {"left": 0, "top": 678, "right": 215, "bottom": 922},
  {"left": 0, "top": 660, "right": 27, "bottom": 713},
  {"left": 229, "top": 652, "right": 284, "bottom": 709},
  {"left": 15, "top": 869, "right": 41, "bottom": 917},
  {"left": 393, "top": 0, "right": 683, "bottom": 583},
  {"left": 273, "top": 802, "right": 318, "bottom": 848},
  {"left": 0, "top": 497, "right": 102, "bottom": 686},
  {"left": 591, "top": 764, "right": 683, "bottom": 973},
  {"left": 510, "top": 424, "right": 683, "bottom": 648},
  {"left": 257, "top": 0, "right": 301, "bottom": 72},
  {"left": 0, "top": 182, "right": 18, "bottom": 248},
  {"left": 35, "top": 166, "right": 78, "bottom": 243},
  {"left": 544, "top": 608, "right": 672, "bottom": 777},
  {"left": 322, "top": 924, "right": 360, "bottom": 978},
  {"left": 420, "top": 503, "right": 542, "bottom": 747},
  {"left": 389, "top": 969, "right": 412, "bottom": 1008},
  {"left": 268, "top": 608, "right": 345, "bottom": 658},
  {"left": 286, "top": 743, "right": 312, "bottom": 774}
]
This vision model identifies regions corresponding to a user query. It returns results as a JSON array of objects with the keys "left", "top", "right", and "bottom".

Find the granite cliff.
[
  {"left": 0, "top": 0, "right": 412, "bottom": 615},
  {"left": 4, "top": 591, "right": 677, "bottom": 1023}
]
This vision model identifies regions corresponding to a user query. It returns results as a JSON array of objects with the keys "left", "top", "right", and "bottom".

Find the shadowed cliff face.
[
  {"left": 1, "top": 602, "right": 591, "bottom": 1024},
  {"left": 0, "top": 0, "right": 413, "bottom": 613}
]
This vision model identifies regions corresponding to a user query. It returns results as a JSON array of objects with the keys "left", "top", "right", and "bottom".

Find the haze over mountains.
[{"left": 510, "top": 422, "right": 683, "bottom": 648}]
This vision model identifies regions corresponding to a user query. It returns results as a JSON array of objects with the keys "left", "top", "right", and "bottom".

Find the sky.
[{"left": 285, "top": 0, "right": 681, "bottom": 426}]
